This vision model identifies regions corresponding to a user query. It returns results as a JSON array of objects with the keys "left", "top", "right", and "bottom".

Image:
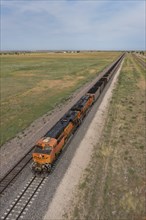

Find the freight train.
[{"left": 32, "top": 54, "right": 124, "bottom": 173}]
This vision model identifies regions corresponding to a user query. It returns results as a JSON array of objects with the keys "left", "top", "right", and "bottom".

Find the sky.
[{"left": 1, "top": 0, "right": 145, "bottom": 51}]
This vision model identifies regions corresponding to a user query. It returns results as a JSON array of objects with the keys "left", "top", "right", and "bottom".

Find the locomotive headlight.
[{"left": 39, "top": 154, "right": 42, "bottom": 159}]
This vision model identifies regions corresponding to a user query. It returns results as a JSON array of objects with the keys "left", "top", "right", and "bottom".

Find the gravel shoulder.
[{"left": 43, "top": 60, "right": 124, "bottom": 220}]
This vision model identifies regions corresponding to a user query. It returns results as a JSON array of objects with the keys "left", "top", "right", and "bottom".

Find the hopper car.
[{"left": 32, "top": 54, "right": 124, "bottom": 173}]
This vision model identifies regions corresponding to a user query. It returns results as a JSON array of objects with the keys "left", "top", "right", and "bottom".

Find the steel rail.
[
  {"left": 0, "top": 53, "right": 125, "bottom": 195},
  {"left": 0, "top": 148, "right": 34, "bottom": 195},
  {"left": 133, "top": 54, "right": 146, "bottom": 69},
  {"left": 1, "top": 176, "right": 46, "bottom": 220}
]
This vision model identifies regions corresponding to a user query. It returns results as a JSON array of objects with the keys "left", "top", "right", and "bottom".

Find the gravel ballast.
[{"left": 43, "top": 61, "right": 124, "bottom": 220}]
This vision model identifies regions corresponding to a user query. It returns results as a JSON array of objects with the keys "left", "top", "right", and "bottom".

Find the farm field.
[
  {"left": 0, "top": 51, "right": 121, "bottom": 145},
  {"left": 65, "top": 53, "right": 145, "bottom": 220}
]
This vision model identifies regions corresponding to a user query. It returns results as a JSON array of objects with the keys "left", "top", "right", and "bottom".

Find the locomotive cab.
[
  {"left": 33, "top": 145, "right": 52, "bottom": 162},
  {"left": 32, "top": 137, "right": 57, "bottom": 172}
]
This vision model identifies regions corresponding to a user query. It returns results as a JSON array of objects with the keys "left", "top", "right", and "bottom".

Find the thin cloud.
[{"left": 1, "top": 0, "right": 145, "bottom": 50}]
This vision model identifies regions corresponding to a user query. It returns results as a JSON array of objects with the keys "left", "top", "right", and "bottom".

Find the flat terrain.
[
  {"left": 0, "top": 55, "right": 124, "bottom": 220},
  {"left": 1, "top": 52, "right": 121, "bottom": 145},
  {"left": 65, "top": 53, "right": 145, "bottom": 219}
]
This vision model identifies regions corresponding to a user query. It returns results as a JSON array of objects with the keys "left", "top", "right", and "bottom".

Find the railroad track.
[
  {"left": 0, "top": 148, "right": 34, "bottom": 195},
  {"left": 0, "top": 122, "right": 81, "bottom": 196},
  {"left": 133, "top": 54, "right": 146, "bottom": 69},
  {"left": 0, "top": 119, "right": 81, "bottom": 196},
  {"left": 1, "top": 176, "right": 47, "bottom": 220},
  {"left": 0, "top": 54, "right": 124, "bottom": 196},
  {"left": 0, "top": 131, "right": 82, "bottom": 220}
]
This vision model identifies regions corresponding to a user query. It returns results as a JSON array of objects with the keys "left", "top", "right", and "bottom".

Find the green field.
[
  {"left": 1, "top": 52, "right": 121, "bottom": 145},
  {"left": 65, "top": 53, "right": 145, "bottom": 220}
]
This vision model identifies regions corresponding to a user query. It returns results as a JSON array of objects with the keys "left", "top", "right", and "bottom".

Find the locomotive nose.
[{"left": 38, "top": 154, "right": 42, "bottom": 159}]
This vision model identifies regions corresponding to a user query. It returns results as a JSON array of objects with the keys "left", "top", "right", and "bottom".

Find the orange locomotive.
[
  {"left": 32, "top": 95, "right": 94, "bottom": 173},
  {"left": 32, "top": 54, "right": 124, "bottom": 173}
]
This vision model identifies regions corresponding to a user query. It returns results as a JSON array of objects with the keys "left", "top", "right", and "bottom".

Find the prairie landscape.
[
  {"left": 1, "top": 1, "right": 145, "bottom": 220},
  {"left": 1, "top": 51, "right": 121, "bottom": 145}
]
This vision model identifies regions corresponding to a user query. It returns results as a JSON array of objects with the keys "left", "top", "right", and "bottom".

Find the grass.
[
  {"left": 0, "top": 51, "right": 121, "bottom": 145},
  {"left": 65, "top": 53, "right": 145, "bottom": 220}
]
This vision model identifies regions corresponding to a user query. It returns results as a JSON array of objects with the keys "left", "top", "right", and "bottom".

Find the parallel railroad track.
[
  {"left": 0, "top": 132, "right": 82, "bottom": 220},
  {"left": 0, "top": 119, "right": 81, "bottom": 196},
  {"left": 133, "top": 54, "right": 146, "bottom": 69},
  {"left": 0, "top": 148, "right": 34, "bottom": 195},
  {"left": 1, "top": 176, "right": 47, "bottom": 220},
  {"left": 0, "top": 54, "right": 124, "bottom": 196}
]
